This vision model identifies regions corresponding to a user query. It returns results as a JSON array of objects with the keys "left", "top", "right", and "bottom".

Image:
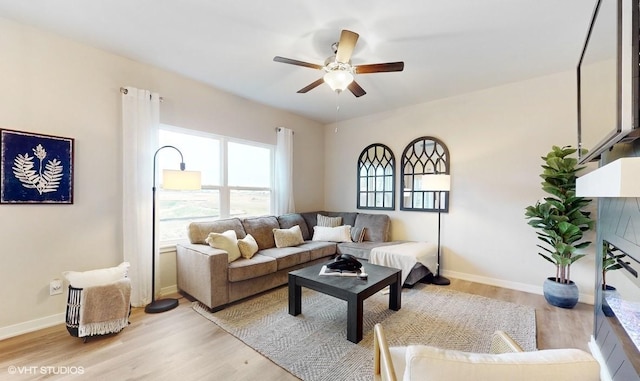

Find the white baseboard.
[
  {"left": 442, "top": 270, "right": 595, "bottom": 305},
  {"left": 589, "top": 335, "right": 613, "bottom": 381},
  {"left": 0, "top": 313, "right": 65, "bottom": 341},
  {"left": 0, "top": 286, "right": 177, "bottom": 341}
]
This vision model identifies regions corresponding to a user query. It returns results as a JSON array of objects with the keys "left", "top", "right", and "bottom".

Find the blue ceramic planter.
[{"left": 543, "top": 277, "right": 579, "bottom": 309}]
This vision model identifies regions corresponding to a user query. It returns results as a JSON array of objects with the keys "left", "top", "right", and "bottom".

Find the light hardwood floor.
[{"left": 0, "top": 278, "right": 593, "bottom": 380}]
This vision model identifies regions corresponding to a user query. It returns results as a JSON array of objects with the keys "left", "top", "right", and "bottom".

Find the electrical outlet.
[{"left": 49, "top": 279, "right": 63, "bottom": 296}]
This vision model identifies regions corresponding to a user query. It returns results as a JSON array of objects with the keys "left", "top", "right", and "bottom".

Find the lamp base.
[
  {"left": 431, "top": 275, "right": 451, "bottom": 286},
  {"left": 145, "top": 298, "right": 179, "bottom": 313}
]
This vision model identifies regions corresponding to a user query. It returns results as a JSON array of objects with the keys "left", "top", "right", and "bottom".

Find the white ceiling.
[{"left": 0, "top": 0, "right": 597, "bottom": 124}]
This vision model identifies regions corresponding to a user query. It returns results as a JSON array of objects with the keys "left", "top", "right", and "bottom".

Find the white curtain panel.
[
  {"left": 121, "top": 87, "right": 160, "bottom": 307},
  {"left": 274, "top": 127, "right": 295, "bottom": 215}
]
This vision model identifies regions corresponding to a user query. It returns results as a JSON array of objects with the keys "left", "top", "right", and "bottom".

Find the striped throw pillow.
[{"left": 317, "top": 214, "right": 342, "bottom": 227}]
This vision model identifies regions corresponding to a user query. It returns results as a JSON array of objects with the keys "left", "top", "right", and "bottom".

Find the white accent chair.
[{"left": 373, "top": 323, "right": 600, "bottom": 381}]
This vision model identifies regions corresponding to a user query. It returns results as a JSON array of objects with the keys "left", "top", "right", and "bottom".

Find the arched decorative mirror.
[
  {"left": 357, "top": 143, "right": 395, "bottom": 210},
  {"left": 400, "top": 136, "right": 450, "bottom": 212}
]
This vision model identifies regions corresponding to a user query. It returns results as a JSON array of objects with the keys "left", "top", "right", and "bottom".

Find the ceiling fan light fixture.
[
  {"left": 274, "top": 29, "right": 403, "bottom": 97},
  {"left": 323, "top": 69, "right": 354, "bottom": 93}
]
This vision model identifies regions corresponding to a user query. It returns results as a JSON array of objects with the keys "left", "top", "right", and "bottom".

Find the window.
[
  {"left": 400, "top": 136, "right": 450, "bottom": 212},
  {"left": 158, "top": 126, "right": 273, "bottom": 242},
  {"left": 357, "top": 143, "right": 395, "bottom": 210}
]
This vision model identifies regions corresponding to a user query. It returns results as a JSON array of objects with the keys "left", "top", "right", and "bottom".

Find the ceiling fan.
[{"left": 273, "top": 29, "right": 404, "bottom": 97}]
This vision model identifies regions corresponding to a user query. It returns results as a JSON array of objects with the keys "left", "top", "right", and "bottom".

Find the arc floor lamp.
[
  {"left": 146, "top": 145, "right": 201, "bottom": 314},
  {"left": 422, "top": 174, "right": 451, "bottom": 286}
]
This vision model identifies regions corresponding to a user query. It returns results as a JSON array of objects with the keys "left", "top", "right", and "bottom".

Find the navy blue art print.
[{"left": 1, "top": 129, "right": 74, "bottom": 204}]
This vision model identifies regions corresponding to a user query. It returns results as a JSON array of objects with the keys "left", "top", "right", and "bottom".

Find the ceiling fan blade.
[
  {"left": 355, "top": 62, "right": 405, "bottom": 74},
  {"left": 297, "top": 78, "right": 325, "bottom": 93},
  {"left": 273, "top": 56, "right": 323, "bottom": 70},
  {"left": 348, "top": 81, "right": 366, "bottom": 97},
  {"left": 335, "top": 30, "right": 359, "bottom": 63}
]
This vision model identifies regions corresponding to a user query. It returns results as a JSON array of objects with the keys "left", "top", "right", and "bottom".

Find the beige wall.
[
  {"left": 0, "top": 17, "right": 324, "bottom": 337},
  {"left": 323, "top": 71, "right": 596, "bottom": 301}
]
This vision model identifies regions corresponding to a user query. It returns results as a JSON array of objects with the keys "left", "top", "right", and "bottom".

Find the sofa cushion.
[
  {"left": 403, "top": 345, "right": 600, "bottom": 381},
  {"left": 299, "top": 212, "right": 324, "bottom": 239},
  {"left": 205, "top": 230, "right": 241, "bottom": 263},
  {"left": 238, "top": 234, "right": 259, "bottom": 259},
  {"left": 188, "top": 218, "right": 246, "bottom": 244},
  {"left": 273, "top": 225, "right": 305, "bottom": 248},
  {"left": 277, "top": 213, "right": 310, "bottom": 239},
  {"left": 327, "top": 212, "right": 357, "bottom": 226},
  {"left": 298, "top": 241, "right": 337, "bottom": 261},
  {"left": 227, "top": 254, "right": 277, "bottom": 282},
  {"left": 242, "top": 216, "right": 280, "bottom": 250},
  {"left": 258, "top": 246, "right": 309, "bottom": 270},
  {"left": 354, "top": 213, "right": 390, "bottom": 242},
  {"left": 312, "top": 225, "right": 352, "bottom": 242}
]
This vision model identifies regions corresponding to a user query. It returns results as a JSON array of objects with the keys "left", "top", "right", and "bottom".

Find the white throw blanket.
[{"left": 370, "top": 242, "right": 438, "bottom": 286}]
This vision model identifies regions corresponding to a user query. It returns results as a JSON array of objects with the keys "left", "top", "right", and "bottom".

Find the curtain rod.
[
  {"left": 275, "top": 127, "right": 294, "bottom": 134},
  {"left": 120, "top": 87, "right": 164, "bottom": 102}
]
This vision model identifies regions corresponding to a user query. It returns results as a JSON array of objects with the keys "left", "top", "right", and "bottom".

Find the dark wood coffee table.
[{"left": 288, "top": 262, "right": 401, "bottom": 343}]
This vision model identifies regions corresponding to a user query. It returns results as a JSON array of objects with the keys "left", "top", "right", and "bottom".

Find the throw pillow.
[
  {"left": 205, "top": 230, "right": 241, "bottom": 263},
  {"left": 351, "top": 227, "right": 367, "bottom": 243},
  {"left": 273, "top": 225, "right": 305, "bottom": 248},
  {"left": 62, "top": 262, "right": 130, "bottom": 288},
  {"left": 317, "top": 214, "right": 343, "bottom": 227},
  {"left": 237, "top": 234, "right": 259, "bottom": 259},
  {"left": 312, "top": 225, "right": 352, "bottom": 242}
]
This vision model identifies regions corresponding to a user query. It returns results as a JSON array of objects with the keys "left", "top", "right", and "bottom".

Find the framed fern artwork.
[{"left": 0, "top": 129, "right": 74, "bottom": 204}]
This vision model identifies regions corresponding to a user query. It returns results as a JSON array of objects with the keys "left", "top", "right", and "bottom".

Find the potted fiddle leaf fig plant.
[{"left": 524, "top": 145, "right": 594, "bottom": 309}]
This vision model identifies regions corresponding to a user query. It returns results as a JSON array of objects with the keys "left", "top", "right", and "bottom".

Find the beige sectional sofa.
[{"left": 176, "top": 211, "right": 409, "bottom": 311}]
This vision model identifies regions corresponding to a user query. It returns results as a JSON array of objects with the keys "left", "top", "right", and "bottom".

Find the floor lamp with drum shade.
[
  {"left": 422, "top": 174, "right": 451, "bottom": 286},
  {"left": 145, "top": 145, "right": 201, "bottom": 313}
]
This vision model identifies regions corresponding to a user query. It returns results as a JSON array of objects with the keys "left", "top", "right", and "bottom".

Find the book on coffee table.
[{"left": 319, "top": 265, "right": 359, "bottom": 277}]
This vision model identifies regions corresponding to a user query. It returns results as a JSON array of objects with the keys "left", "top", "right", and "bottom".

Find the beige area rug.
[{"left": 192, "top": 283, "right": 536, "bottom": 381}]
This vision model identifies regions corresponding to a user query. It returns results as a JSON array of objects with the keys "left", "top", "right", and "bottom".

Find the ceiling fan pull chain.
[{"left": 334, "top": 96, "right": 340, "bottom": 133}]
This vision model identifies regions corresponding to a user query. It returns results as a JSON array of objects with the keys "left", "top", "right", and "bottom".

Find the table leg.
[
  {"left": 288, "top": 274, "right": 301, "bottom": 316},
  {"left": 389, "top": 273, "right": 401, "bottom": 311},
  {"left": 347, "top": 294, "right": 363, "bottom": 343}
]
